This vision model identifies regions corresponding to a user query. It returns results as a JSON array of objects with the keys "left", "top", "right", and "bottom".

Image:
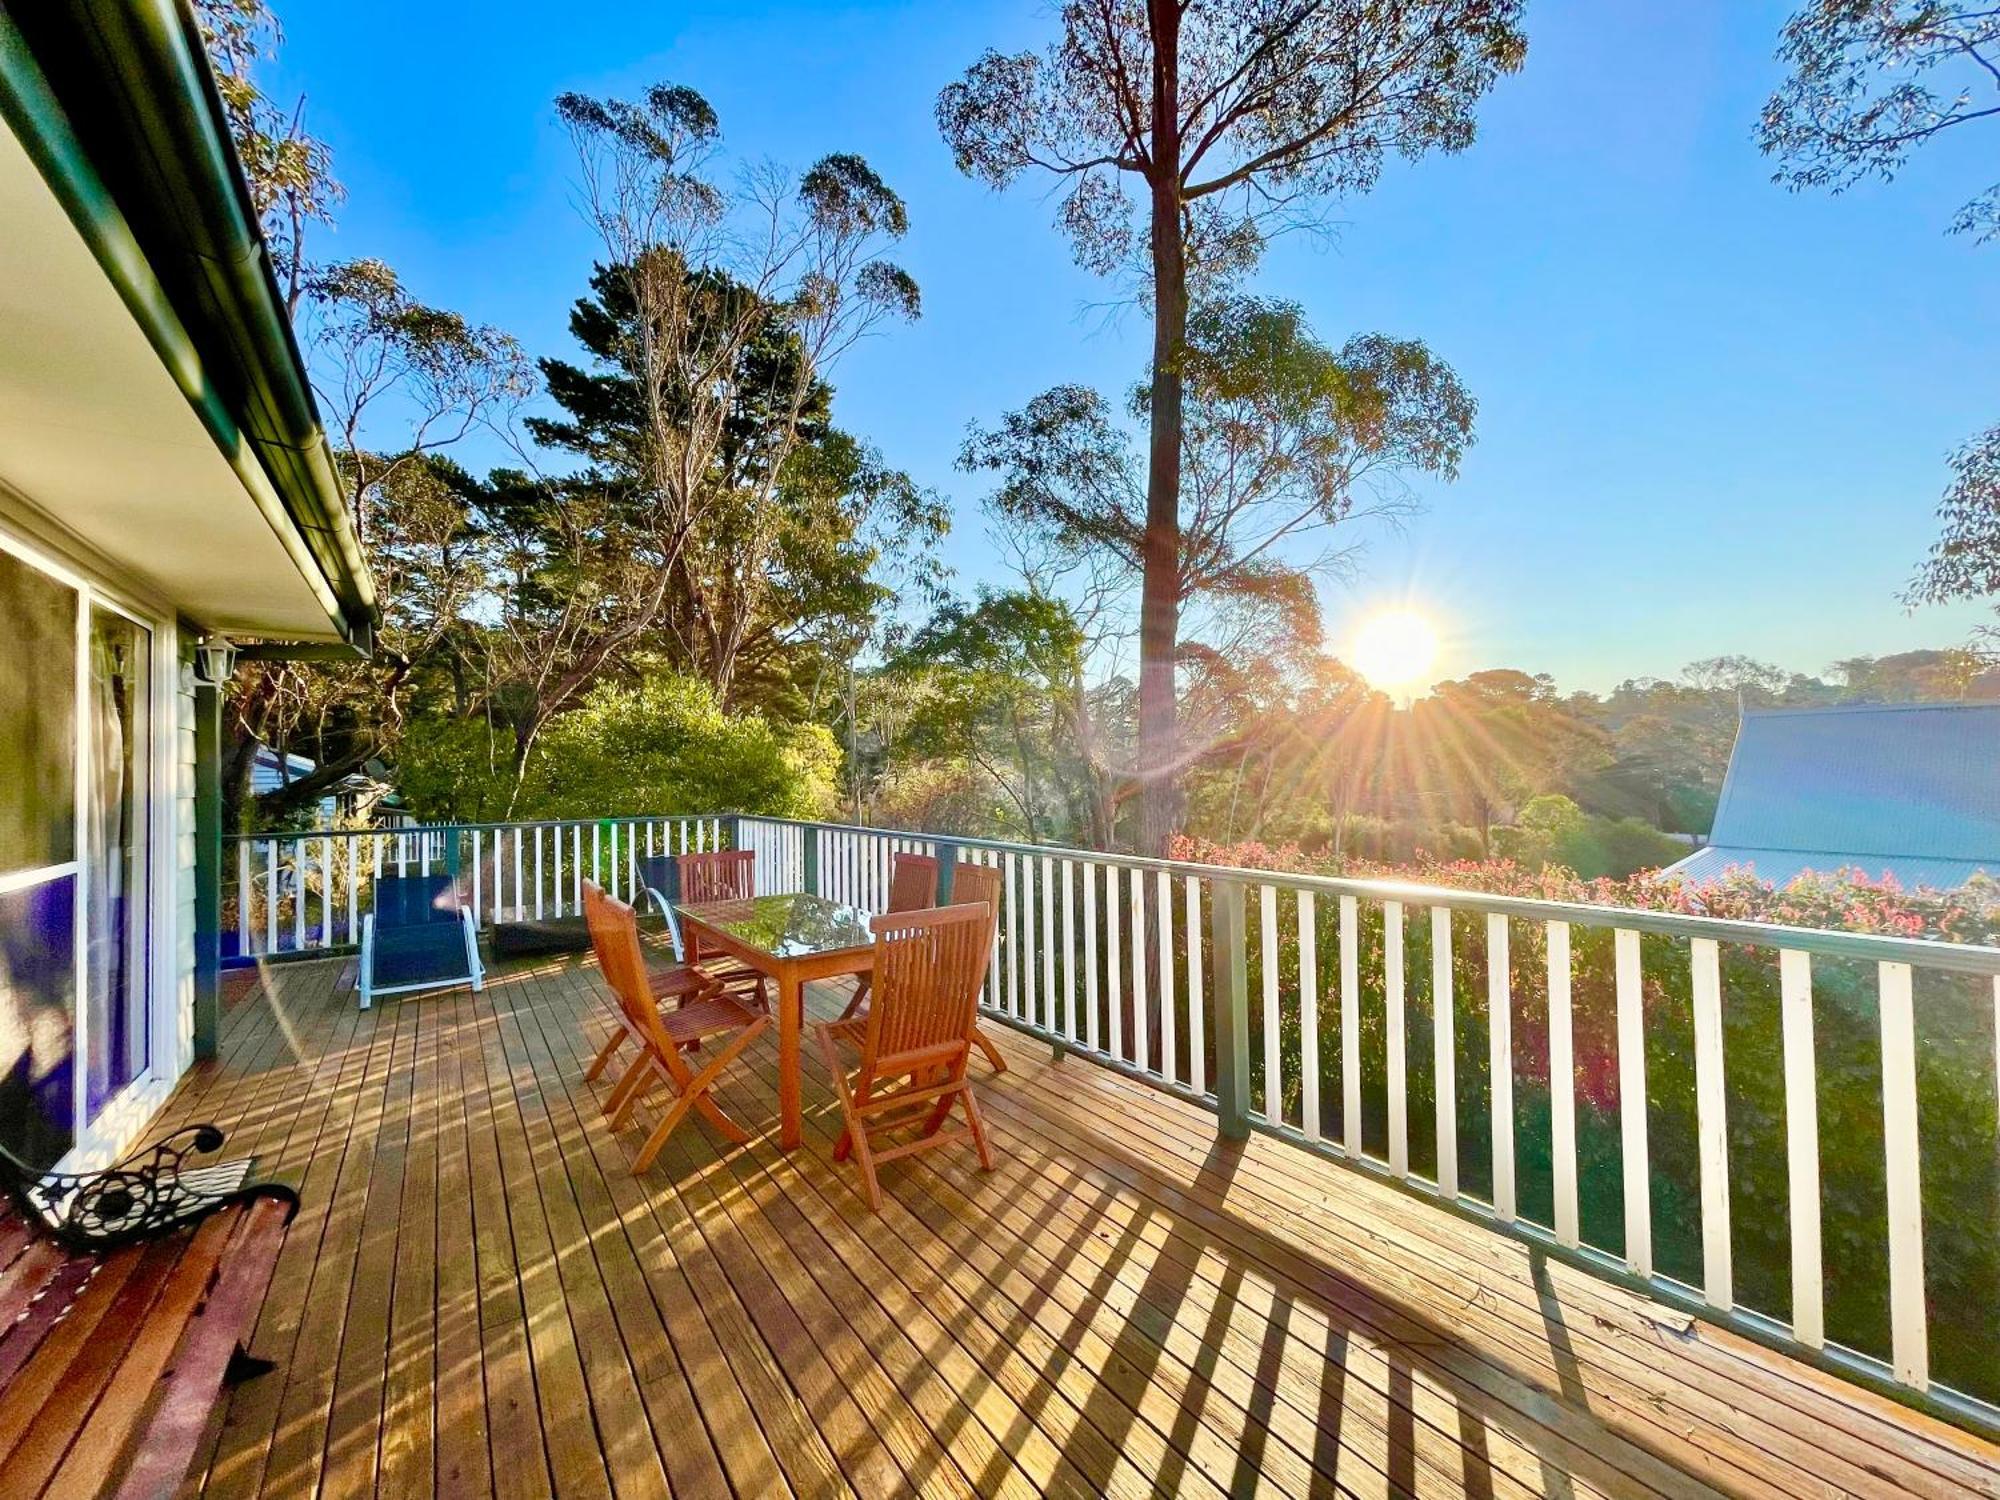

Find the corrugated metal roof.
[{"left": 1664, "top": 703, "right": 2000, "bottom": 889}]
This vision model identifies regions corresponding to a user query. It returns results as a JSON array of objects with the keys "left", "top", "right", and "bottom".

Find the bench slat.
[
  {"left": 0, "top": 1241, "right": 159, "bottom": 1470},
  {"left": 0, "top": 1220, "right": 228, "bottom": 1498},
  {"left": 41, "top": 1210, "right": 240, "bottom": 1500},
  {"left": 106, "top": 1198, "right": 292, "bottom": 1500},
  {"left": 0, "top": 1251, "right": 97, "bottom": 1391}
]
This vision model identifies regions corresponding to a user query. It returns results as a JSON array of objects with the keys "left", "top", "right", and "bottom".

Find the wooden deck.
[{"left": 149, "top": 948, "right": 2000, "bottom": 1499}]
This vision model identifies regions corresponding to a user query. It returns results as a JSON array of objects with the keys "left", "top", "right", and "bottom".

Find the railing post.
[
  {"left": 1210, "top": 876, "right": 1252, "bottom": 1141},
  {"left": 802, "top": 824, "right": 820, "bottom": 897},
  {"left": 935, "top": 839, "right": 960, "bottom": 903},
  {"left": 721, "top": 813, "right": 741, "bottom": 852}
]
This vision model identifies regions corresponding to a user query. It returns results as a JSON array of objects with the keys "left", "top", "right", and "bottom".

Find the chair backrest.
[
  {"left": 949, "top": 861, "right": 1002, "bottom": 919},
  {"left": 373, "top": 873, "right": 459, "bottom": 929},
  {"left": 886, "top": 853, "right": 940, "bottom": 914},
  {"left": 582, "top": 881, "right": 670, "bottom": 1054},
  {"left": 861, "top": 903, "right": 994, "bottom": 1076},
  {"left": 678, "top": 849, "right": 754, "bottom": 905}
]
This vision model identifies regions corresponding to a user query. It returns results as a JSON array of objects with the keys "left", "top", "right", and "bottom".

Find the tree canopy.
[{"left": 940, "top": 0, "right": 1525, "bottom": 853}]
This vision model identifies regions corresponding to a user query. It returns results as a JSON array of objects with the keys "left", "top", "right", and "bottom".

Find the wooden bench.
[{"left": 0, "top": 1126, "right": 297, "bottom": 1499}]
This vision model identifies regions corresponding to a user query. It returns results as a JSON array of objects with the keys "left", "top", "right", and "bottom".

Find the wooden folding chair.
[
  {"left": 581, "top": 880, "right": 719, "bottom": 1084},
  {"left": 674, "top": 849, "right": 770, "bottom": 1005},
  {"left": 814, "top": 902, "right": 997, "bottom": 1212},
  {"left": 583, "top": 882, "right": 769, "bottom": 1170},
  {"left": 678, "top": 848, "right": 755, "bottom": 903},
  {"left": 837, "top": 851, "right": 938, "bottom": 1020},
  {"left": 839, "top": 858, "right": 1007, "bottom": 1072}
]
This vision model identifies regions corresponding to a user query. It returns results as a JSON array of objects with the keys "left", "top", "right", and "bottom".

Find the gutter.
[{"left": 0, "top": 0, "right": 376, "bottom": 651}]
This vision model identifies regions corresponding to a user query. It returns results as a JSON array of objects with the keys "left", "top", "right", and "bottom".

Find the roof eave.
[{"left": 0, "top": 0, "right": 376, "bottom": 652}]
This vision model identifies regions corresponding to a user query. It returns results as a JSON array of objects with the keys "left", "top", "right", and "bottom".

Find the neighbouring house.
[
  {"left": 0, "top": 6, "right": 375, "bottom": 1172},
  {"left": 1665, "top": 702, "right": 2000, "bottom": 890}
]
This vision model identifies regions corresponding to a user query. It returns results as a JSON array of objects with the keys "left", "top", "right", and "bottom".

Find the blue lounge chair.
[
  {"left": 358, "top": 873, "right": 484, "bottom": 1010},
  {"left": 634, "top": 854, "right": 686, "bottom": 956},
  {"left": 634, "top": 853, "right": 768, "bottom": 1009}
]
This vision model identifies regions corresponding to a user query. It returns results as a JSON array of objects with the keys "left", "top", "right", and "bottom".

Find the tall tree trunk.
[{"left": 1137, "top": 0, "right": 1185, "bottom": 858}]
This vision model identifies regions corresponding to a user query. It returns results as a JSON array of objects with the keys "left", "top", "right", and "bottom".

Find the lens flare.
[{"left": 1350, "top": 609, "right": 1440, "bottom": 695}]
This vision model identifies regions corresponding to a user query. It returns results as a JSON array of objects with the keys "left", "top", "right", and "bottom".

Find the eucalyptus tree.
[
  {"left": 195, "top": 7, "right": 539, "bottom": 825},
  {"left": 938, "top": 0, "right": 1526, "bottom": 852},
  {"left": 1761, "top": 3, "right": 2000, "bottom": 642},
  {"left": 555, "top": 85, "right": 924, "bottom": 700},
  {"left": 961, "top": 297, "right": 1475, "bottom": 842},
  {"left": 224, "top": 264, "right": 533, "bottom": 825},
  {"left": 194, "top": 0, "right": 340, "bottom": 313},
  {"left": 888, "top": 591, "right": 1107, "bottom": 843}
]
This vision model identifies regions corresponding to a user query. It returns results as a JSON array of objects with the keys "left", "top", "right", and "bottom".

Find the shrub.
[
  {"left": 525, "top": 675, "right": 838, "bottom": 820},
  {"left": 390, "top": 673, "right": 839, "bottom": 824}
]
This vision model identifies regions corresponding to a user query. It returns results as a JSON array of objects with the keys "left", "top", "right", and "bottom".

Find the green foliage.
[
  {"left": 1491, "top": 794, "right": 1688, "bottom": 879},
  {"left": 389, "top": 716, "right": 520, "bottom": 825},
  {"left": 391, "top": 673, "right": 837, "bottom": 825},
  {"left": 525, "top": 674, "right": 838, "bottom": 820},
  {"left": 1761, "top": 2, "right": 2000, "bottom": 243}
]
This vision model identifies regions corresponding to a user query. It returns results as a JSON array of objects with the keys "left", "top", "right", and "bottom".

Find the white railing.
[
  {"left": 228, "top": 809, "right": 2000, "bottom": 1433},
  {"left": 224, "top": 815, "right": 724, "bottom": 962},
  {"left": 732, "top": 814, "right": 2000, "bottom": 1434}
]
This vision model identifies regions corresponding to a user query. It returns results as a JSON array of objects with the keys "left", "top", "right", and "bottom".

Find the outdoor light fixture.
[{"left": 193, "top": 636, "right": 238, "bottom": 686}]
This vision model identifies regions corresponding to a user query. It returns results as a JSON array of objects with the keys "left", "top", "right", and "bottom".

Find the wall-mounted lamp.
[{"left": 193, "top": 637, "right": 239, "bottom": 686}]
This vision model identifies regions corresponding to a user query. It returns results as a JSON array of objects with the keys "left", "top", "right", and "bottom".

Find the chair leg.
[
  {"left": 961, "top": 1089, "right": 996, "bottom": 1172},
  {"left": 815, "top": 1022, "right": 861, "bottom": 1163},
  {"left": 846, "top": 1115, "right": 885, "bottom": 1213},
  {"left": 584, "top": 1026, "right": 626, "bottom": 1082},
  {"left": 631, "top": 1092, "right": 699, "bottom": 1173},
  {"left": 637, "top": 1019, "right": 764, "bottom": 1161},
  {"left": 606, "top": 1056, "right": 655, "bottom": 1126},
  {"left": 971, "top": 1024, "right": 1007, "bottom": 1074},
  {"left": 919, "top": 1081, "right": 959, "bottom": 1139},
  {"left": 837, "top": 975, "right": 871, "bottom": 1021}
]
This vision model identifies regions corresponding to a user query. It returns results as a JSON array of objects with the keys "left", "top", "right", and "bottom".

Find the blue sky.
[{"left": 270, "top": 0, "right": 1998, "bottom": 692}]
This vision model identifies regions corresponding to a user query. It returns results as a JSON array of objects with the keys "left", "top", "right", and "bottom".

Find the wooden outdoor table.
[{"left": 675, "top": 892, "right": 875, "bottom": 1149}]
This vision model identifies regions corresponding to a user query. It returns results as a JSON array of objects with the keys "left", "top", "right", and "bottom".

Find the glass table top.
[{"left": 674, "top": 892, "right": 874, "bottom": 960}]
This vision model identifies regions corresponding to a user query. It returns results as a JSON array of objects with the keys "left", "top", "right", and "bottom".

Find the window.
[
  {"left": 0, "top": 546, "right": 79, "bottom": 1168},
  {"left": 0, "top": 539, "right": 162, "bottom": 1167},
  {"left": 85, "top": 605, "right": 151, "bottom": 1121}
]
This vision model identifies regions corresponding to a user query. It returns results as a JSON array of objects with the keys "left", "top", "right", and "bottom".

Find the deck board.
[{"left": 147, "top": 949, "right": 2000, "bottom": 1500}]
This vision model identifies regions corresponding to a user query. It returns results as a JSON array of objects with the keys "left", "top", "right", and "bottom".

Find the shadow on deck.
[{"left": 154, "top": 951, "right": 2000, "bottom": 1498}]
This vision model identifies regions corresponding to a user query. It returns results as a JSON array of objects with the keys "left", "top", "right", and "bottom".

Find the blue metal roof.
[{"left": 1665, "top": 703, "right": 2000, "bottom": 890}]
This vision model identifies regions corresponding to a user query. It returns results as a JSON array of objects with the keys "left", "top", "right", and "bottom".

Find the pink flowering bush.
[{"left": 1169, "top": 833, "right": 2000, "bottom": 945}]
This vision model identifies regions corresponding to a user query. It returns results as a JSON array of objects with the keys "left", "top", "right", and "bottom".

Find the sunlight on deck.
[{"left": 152, "top": 952, "right": 2000, "bottom": 1499}]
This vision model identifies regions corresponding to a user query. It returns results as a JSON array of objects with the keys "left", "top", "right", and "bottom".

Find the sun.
[{"left": 1350, "top": 609, "right": 1440, "bottom": 695}]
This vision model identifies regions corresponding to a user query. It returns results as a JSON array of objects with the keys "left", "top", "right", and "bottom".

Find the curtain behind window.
[
  {"left": 85, "top": 608, "right": 149, "bottom": 1120},
  {"left": 0, "top": 548, "right": 78, "bottom": 1168}
]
